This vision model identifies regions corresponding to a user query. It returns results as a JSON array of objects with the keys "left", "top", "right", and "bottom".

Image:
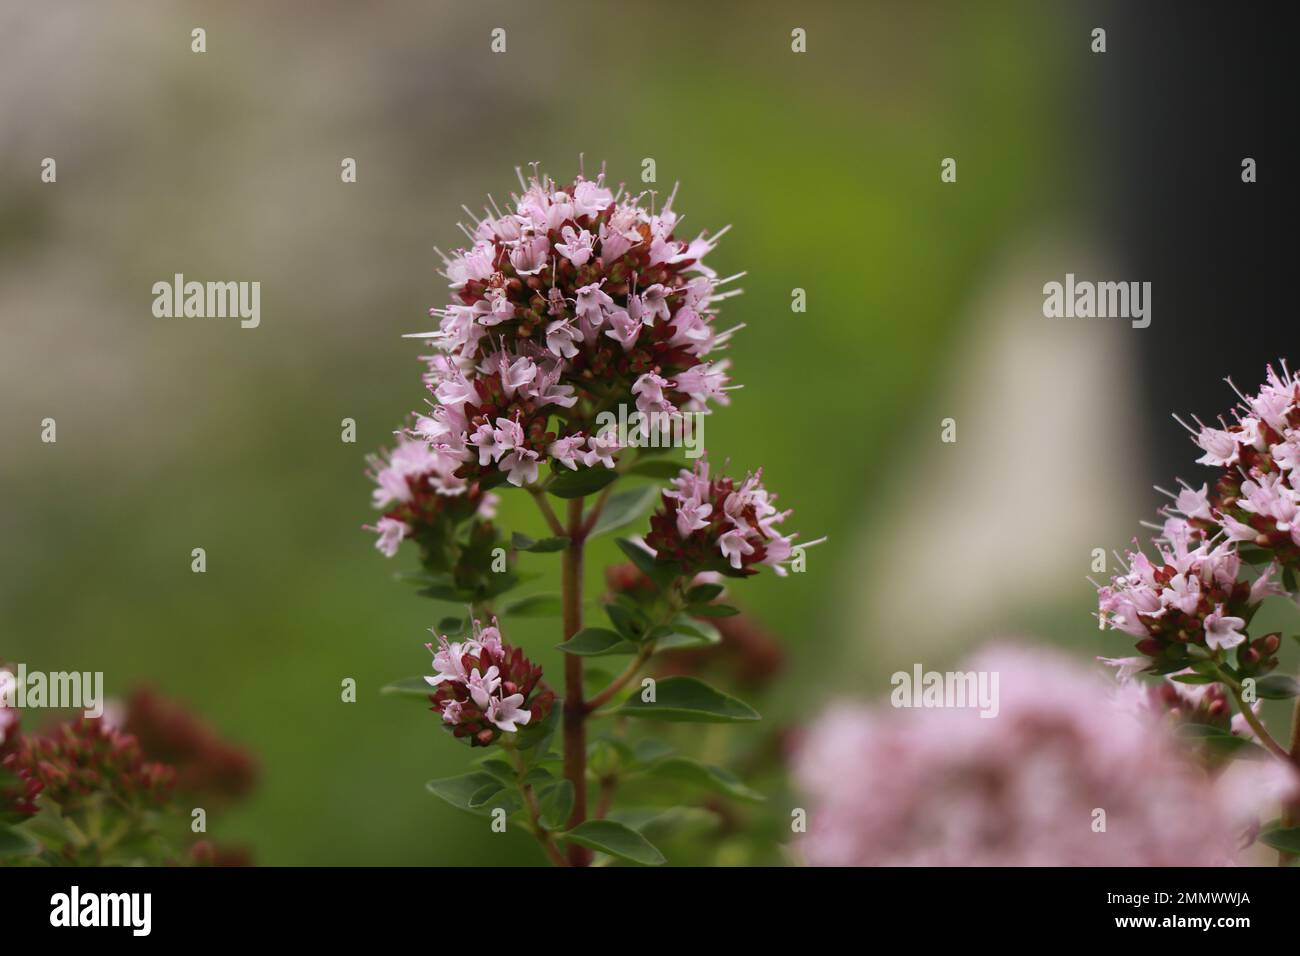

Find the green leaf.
[
  {"left": 615, "top": 676, "right": 760, "bottom": 723},
  {"left": 548, "top": 468, "right": 618, "bottom": 499},
  {"left": 615, "top": 538, "right": 677, "bottom": 589},
  {"left": 436, "top": 615, "right": 468, "bottom": 636},
  {"left": 1176, "top": 723, "right": 1271, "bottom": 759},
  {"left": 0, "top": 823, "right": 40, "bottom": 858},
  {"left": 652, "top": 758, "right": 765, "bottom": 802},
  {"left": 478, "top": 570, "right": 523, "bottom": 600},
  {"left": 685, "top": 583, "right": 725, "bottom": 603},
  {"left": 539, "top": 780, "right": 574, "bottom": 831},
  {"left": 557, "top": 628, "right": 637, "bottom": 656},
  {"left": 499, "top": 592, "right": 563, "bottom": 618},
  {"left": 394, "top": 571, "right": 439, "bottom": 586},
  {"left": 427, "top": 773, "right": 522, "bottom": 816},
  {"left": 609, "top": 806, "right": 717, "bottom": 834},
  {"left": 512, "top": 532, "right": 570, "bottom": 553},
  {"left": 645, "top": 627, "right": 714, "bottom": 651},
  {"left": 419, "top": 582, "right": 478, "bottom": 602},
  {"left": 558, "top": 819, "right": 666, "bottom": 865},
  {"left": 1259, "top": 826, "right": 1300, "bottom": 854},
  {"left": 589, "top": 485, "right": 661, "bottom": 539},
  {"left": 468, "top": 783, "right": 505, "bottom": 808},
  {"left": 523, "top": 767, "right": 554, "bottom": 787},
  {"left": 1253, "top": 675, "right": 1300, "bottom": 700},
  {"left": 1237, "top": 546, "right": 1274, "bottom": 566},
  {"left": 380, "top": 676, "right": 433, "bottom": 699},
  {"left": 1170, "top": 673, "right": 1216, "bottom": 685},
  {"left": 515, "top": 705, "right": 560, "bottom": 759},
  {"left": 476, "top": 758, "right": 518, "bottom": 786},
  {"left": 632, "top": 738, "right": 675, "bottom": 766},
  {"left": 604, "top": 602, "right": 647, "bottom": 640},
  {"left": 673, "top": 616, "right": 721, "bottom": 645},
  {"left": 687, "top": 603, "right": 740, "bottom": 618}
]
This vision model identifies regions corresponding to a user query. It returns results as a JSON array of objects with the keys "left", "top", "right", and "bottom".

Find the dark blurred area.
[{"left": 1104, "top": 1, "right": 1294, "bottom": 482}]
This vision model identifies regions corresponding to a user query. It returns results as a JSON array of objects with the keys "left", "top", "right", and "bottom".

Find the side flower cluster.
[
  {"left": 425, "top": 619, "right": 554, "bottom": 747},
  {"left": 365, "top": 435, "right": 498, "bottom": 557},
  {"left": 121, "top": 688, "right": 259, "bottom": 800},
  {"left": 3, "top": 718, "right": 175, "bottom": 817},
  {"left": 1180, "top": 363, "right": 1300, "bottom": 569},
  {"left": 645, "top": 460, "right": 820, "bottom": 577},
  {"left": 1096, "top": 364, "right": 1298, "bottom": 675},
  {"left": 1097, "top": 520, "right": 1278, "bottom": 659}
]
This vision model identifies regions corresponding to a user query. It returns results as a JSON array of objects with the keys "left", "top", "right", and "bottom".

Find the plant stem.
[
  {"left": 504, "top": 746, "right": 568, "bottom": 867},
  {"left": 561, "top": 497, "right": 592, "bottom": 866},
  {"left": 585, "top": 644, "right": 654, "bottom": 714},
  {"left": 1282, "top": 697, "right": 1300, "bottom": 865},
  {"left": 529, "top": 489, "right": 566, "bottom": 537},
  {"left": 595, "top": 776, "right": 618, "bottom": 820},
  {"left": 579, "top": 482, "right": 617, "bottom": 537},
  {"left": 1222, "top": 681, "right": 1292, "bottom": 762}
]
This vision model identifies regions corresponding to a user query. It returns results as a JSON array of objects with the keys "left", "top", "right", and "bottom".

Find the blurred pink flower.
[{"left": 793, "top": 645, "right": 1295, "bottom": 866}]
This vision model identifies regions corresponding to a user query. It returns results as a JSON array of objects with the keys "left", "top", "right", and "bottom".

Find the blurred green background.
[{"left": 2, "top": 1, "right": 1210, "bottom": 864}]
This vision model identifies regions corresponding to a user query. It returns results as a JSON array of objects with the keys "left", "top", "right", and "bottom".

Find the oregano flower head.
[
  {"left": 4, "top": 718, "right": 174, "bottom": 817},
  {"left": 1177, "top": 362, "right": 1300, "bottom": 570},
  {"left": 645, "top": 460, "right": 820, "bottom": 577},
  {"left": 424, "top": 618, "right": 554, "bottom": 747},
  {"left": 403, "top": 164, "right": 740, "bottom": 490}
]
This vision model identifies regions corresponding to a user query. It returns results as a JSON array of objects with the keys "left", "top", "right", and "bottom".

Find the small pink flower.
[
  {"left": 603, "top": 308, "right": 641, "bottom": 351},
  {"left": 674, "top": 499, "right": 713, "bottom": 538},
  {"left": 1203, "top": 605, "right": 1246, "bottom": 650},
  {"left": 369, "top": 516, "right": 410, "bottom": 558},
  {"left": 584, "top": 431, "right": 621, "bottom": 469},
  {"left": 632, "top": 372, "right": 676, "bottom": 416},
  {"left": 548, "top": 435, "right": 584, "bottom": 470},
  {"left": 555, "top": 226, "right": 595, "bottom": 266},
  {"left": 1194, "top": 427, "right": 1239, "bottom": 467},
  {"left": 500, "top": 448, "right": 540, "bottom": 487},
  {"left": 426, "top": 639, "right": 471, "bottom": 686},
  {"left": 718, "top": 528, "right": 755, "bottom": 569},
  {"left": 485, "top": 694, "right": 532, "bottom": 732},
  {"left": 545, "top": 319, "right": 580, "bottom": 359},
  {"left": 467, "top": 666, "right": 502, "bottom": 710}
]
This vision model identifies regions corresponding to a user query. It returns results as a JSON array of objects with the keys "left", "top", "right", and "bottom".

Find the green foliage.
[
  {"left": 617, "top": 676, "right": 761, "bottom": 723},
  {"left": 558, "top": 820, "right": 665, "bottom": 866}
]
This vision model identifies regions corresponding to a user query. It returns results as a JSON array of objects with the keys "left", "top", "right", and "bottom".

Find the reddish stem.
[{"left": 561, "top": 497, "right": 592, "bottom": 866}]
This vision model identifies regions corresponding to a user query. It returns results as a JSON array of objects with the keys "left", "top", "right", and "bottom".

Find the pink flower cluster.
[
  {"left": 1095, "top": 364, "right": 1300, "bottom": 672},
  {"left": 644, "top": 460, "right": 821, "bottom": 577},
  {"left": 1179, "top": 362, "right": 1300, "bottom": 569},
  {"left": 793, "top": 646, "right": 1295, "bottom": 866},
  {"left": 1096, "top": 520, "right": 1277, "bottom": 656},
  {"left": 424, "top": 619, "right": 554, "bottom": 747},
  {"left": 1103, "top": 662, "right": 1258, "bottom": 740},
  {"left": 404, "top": 165, "right": 740, "bottom": 489},
  {"left": 364, "top": 435, "right": 498, "bottom": 557}
]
